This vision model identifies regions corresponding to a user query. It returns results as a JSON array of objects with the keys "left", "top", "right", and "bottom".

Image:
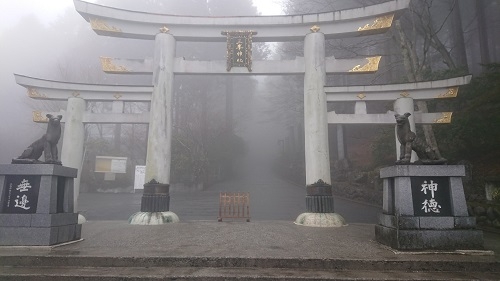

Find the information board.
[{"left": 134, "top": 165, "right": 146, "bottom": 191}]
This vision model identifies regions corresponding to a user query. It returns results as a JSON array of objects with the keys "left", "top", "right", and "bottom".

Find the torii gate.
[
  {"left": 15, "top": 74, "right": 153, "bottom": 223},
  {"left": 326, "top": 76, "right": 471, "bottom": 161},
  {"left": 14, "top": 0, "right": 441, "bottom": 226}
]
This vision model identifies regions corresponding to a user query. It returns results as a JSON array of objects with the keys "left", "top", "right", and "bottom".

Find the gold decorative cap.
[
  {"left": 310, "top": 25, "right": 320, "bottom": 33},
  {"left": 357, "top": 93, "right": 366, "bottom": 100},
  {"left": 159, "top": 26, "right": 170, "bottom": 33}
]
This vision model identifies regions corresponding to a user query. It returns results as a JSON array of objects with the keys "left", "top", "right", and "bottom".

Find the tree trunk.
[
  {"left": 476, "top": 0, "right": 490, "bottom": 66},
  {"left": 450, "top": 0, "right": 468, "bottom": 72},
  {"left": 395, "top": 20, "right": 442, "bottom": 157},
  {"left": 225, "top": 77, "right": 233, "bottom": 178},
  {"left": 225, "top": 77, "right": 233, "bottom": 133},
  {"left": 394, "top": 20, "right": 417, "bottom": 82}
]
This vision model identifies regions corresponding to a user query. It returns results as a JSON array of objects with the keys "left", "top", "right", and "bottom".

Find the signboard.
[
  {"left": 110, "top": 159, "right": 127, "bottom": 173},
  {"left": 134, "top": 165, "right": 146, "bottom": 191},
  {"left": 1, "top": 175, "right": 40, "bottom": 214},
  {"left": 222, "top": 30, "right": 257, "bottom": 72},
  {"left": 411, "top": 177, "right": 452, "bottom": 216},
  {"left": 95, "top": 156, "right": 127, "bottom": 174}
]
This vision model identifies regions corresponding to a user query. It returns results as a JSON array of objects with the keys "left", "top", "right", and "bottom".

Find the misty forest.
[{"left": 1, "top": 0, "right": 500, "bottom": 222}]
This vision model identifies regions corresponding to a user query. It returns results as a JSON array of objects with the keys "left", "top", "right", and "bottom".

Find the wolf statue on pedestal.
[
  {"left": 394, "top": 112, "right": 446, "bottom": 165},
  {"left": 13, "top": 114, "right": 63, "bottom": 165}
]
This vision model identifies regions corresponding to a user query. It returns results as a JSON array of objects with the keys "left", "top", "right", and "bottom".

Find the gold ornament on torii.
[
  {"left": 349, "top": 56, "right": 381, "bottom": 72},
  {"left": 27, "top": 88, "right": 46, "bottom": 98},
  {"left": 32, "top": 111, "right": 49, "bottom": 123},
  {"left": 358, "top": 14, "right": 394, "bottom": 31},
  {"left": 438, "top": 87, "right": 459, "bottom": 98},
  {"left": 100, "top": 57, "right": 130, "bottom": 72},
  {"left": 433, "top": 112, "right": 453, "bottom": 123},
  {"left": 90, "top": 18, "right": 122, "bottom": 33}
]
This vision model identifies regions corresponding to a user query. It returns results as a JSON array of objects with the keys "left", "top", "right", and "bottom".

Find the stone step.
[
  {"left": 1, "top": 255, "right": 500, "bottom": 273},
  {"left": 1, "top": 265, "right": 499, "bottom": 281}
]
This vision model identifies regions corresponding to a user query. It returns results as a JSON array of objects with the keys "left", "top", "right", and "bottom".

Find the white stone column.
[
  {"left": 295, "top": 31, "right": 345, "bottom": 227},
  {"left": 129, "top": 31, "right": 179, "bottom": 224},
  {"left": 112, "top": 101, "right": 124, "bottom": 153},
  {"left": 336, "top": 125, "right": 345, "bottom": 160},
  {"left": 145, "top": 32, "right": 175, "bottom": 185},
  {"left": 394, "top": 97, "right": 417, "bottom": 162},
  {"left": 303, "top": 32, "right": 330, "bottom": 186},
  {"left": 60, "top": 97, "right": 86, "bottom": 223}
]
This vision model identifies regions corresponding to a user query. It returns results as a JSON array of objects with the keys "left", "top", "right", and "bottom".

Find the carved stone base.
[
  {"left": 294, "top": 213, "right": 346, "bottom": 227},
  {"left": 78, "top": 214, "right": 87, "bottom": 224},
  {"left": 128, "top": 211, "right": 179, "bottom": 225}
]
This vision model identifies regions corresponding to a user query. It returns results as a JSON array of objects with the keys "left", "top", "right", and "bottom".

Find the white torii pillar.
[
  {"left": 295, "top": 31, "right": 345, "bottom": 227},
  {"left": 394, "top": 97, "right": 417, "bottom": 162},
  {"left": 129, "top": 30, "right": 179, "bottom": 225},
  {"left": 60, "top": 97, "right": 86, "bottom": 224}
]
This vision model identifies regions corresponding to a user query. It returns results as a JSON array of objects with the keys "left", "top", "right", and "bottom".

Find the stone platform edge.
[
  {"left": 0, "top": 164, "right": 77, "bottom": 178},
  {"left": 380, "top": 165, "right": 465, "bottom": 178}
]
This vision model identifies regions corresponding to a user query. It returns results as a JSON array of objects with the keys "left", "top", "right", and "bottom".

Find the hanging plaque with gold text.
[{"left": 222, "top": 31, "right": 257, "bottom": 72}]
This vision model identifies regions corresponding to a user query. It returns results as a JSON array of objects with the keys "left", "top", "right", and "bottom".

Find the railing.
[{"left": 218, "top": 192, "right": 250, "bottom": 222}]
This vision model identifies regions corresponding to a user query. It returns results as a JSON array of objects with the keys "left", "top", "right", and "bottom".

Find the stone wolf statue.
[
  {"left": 394, "top": 112, "right": 446, "bottom": 165},
  {"left": 14, "top": 114, "right": 63, "bottom": 165}
]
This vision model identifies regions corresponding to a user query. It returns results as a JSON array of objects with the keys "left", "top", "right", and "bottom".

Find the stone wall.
[{"left": 468, "top": 203, "right": 500, "bottom": 230}]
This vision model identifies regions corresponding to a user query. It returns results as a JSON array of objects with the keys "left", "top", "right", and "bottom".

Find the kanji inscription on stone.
[
  {"left": 1, "top": 175, "right": 40, "bottom": 214},
  {"left": 411, "top": 177, "right": 452, "bottom": 216}
]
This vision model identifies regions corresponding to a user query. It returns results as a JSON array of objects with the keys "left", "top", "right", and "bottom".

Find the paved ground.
[{"left": 1, "top": 220, "right": 499, "bottom": 262}]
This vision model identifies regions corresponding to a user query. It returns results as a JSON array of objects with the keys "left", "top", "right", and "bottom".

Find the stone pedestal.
[
  {"left": 0, "top": 164, "right": 81, "bottom": 246},
  {"left": 375, "top": 165, "right": 483, "bottom": 250},
  {"left": 295, "top": 181, "right": 346, "bottom": 227},
  {"left": 305, "top": 182, "right": 334, "bottom": 213},
  {"left": 140, "top": 182, "right": 170, "bottom": 212}
]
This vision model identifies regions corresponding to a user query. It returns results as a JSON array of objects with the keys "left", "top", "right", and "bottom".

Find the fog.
[
  {"left": 1, "top": 1, "right": 499, "bottom": 210},
  {"left": 0, "top": 1, "right": 81, "bottom": 162},
  {"left": 0, "top": 0, "right": 290, "bottom": 188}
]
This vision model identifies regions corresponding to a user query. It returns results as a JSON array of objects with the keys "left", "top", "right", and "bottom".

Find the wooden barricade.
[{"left": 218, "top": 192, "right": 250, "bottom": 222}]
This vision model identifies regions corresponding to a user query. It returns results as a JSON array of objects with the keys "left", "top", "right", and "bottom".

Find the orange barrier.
[{"left": 218, "top": 192, "right": 250, "bottom": 222}]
